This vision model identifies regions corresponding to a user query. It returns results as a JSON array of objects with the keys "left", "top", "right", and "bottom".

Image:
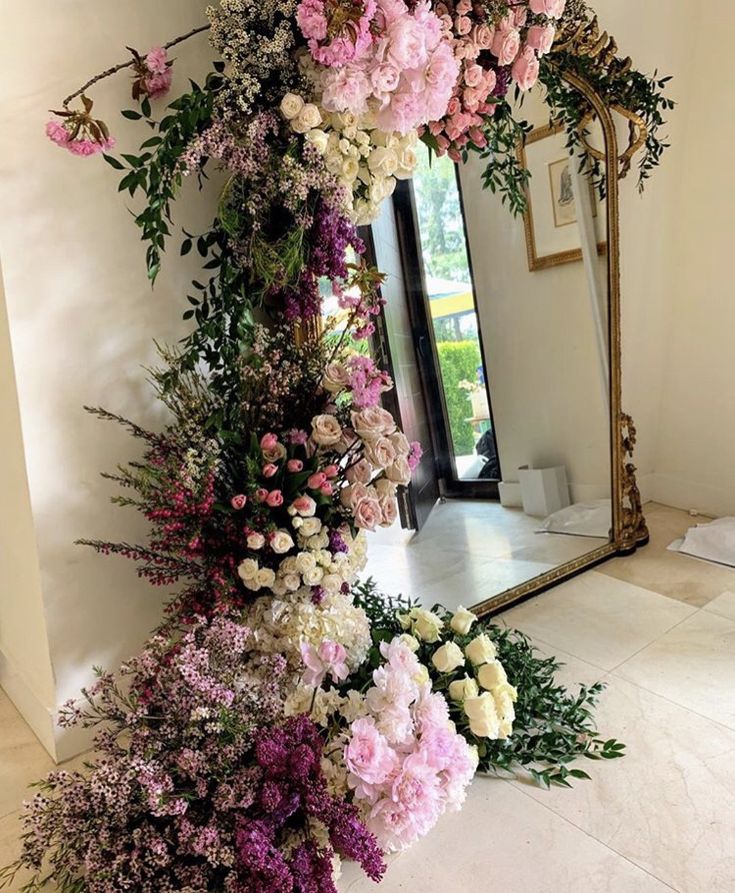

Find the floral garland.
[{"left": 0, "top": 1, "right": 665, "bottom": 889}]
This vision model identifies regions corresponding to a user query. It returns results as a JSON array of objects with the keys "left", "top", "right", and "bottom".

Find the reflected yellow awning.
[{"left": 429, "top": 290, "right": 475, "bottom": 320}]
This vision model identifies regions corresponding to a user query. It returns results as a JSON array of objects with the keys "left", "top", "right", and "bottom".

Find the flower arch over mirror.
[{"left": 0, "top": 2, "right": 669, "bottom": 891}]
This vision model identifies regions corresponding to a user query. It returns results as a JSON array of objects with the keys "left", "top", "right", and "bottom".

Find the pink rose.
[
  {"left": 354, "top": 496, "right": 383, "bottom": 530},
  {"left": 529, "top": 0, "right": 566, "bottom": 17},
  {"left": 492, "top": 27, "right": 521, "bottom": 65},
  {"left": 455, "top": 15, "right": 471, "bottom": 36},
  {"left": 463, "top": 63, "right": 483, "bottom": 88},
  {"left": 473, "top": 24, "right": 494, "bottom": 50},
  {"left": 255, "top": 488, "right": 269, "bottom": 503},
  {"left": 512, "top": 46, "right": 540, "bottom": 91},
  {"left": 287, "top": 459, "right": 304, "bottom": 473},
  {"left": 352, "top": 407, "right": 397, "bottom": 441},
  {"left": 230, "top": 494, "right": 247, "bottom": 510},
  {"left": 526, "top": 23, "right": 556, "bottom": 55},
  {"left": 456, "top": 0, "right": 472, "bottom": 13},
  {"left": 291, "top": 494, "right": 317, "bottom": 516},
  {"left": 260, "top": 433, "right": 279, "bottom": 452},
  {"left": 380, "top": 496, "right": 399, "bottom": 527},
  {"left": 320, "top": 482, "right": 334, "bottom": 496},
  {"left": 263, "top": 463, "right": 279, "bottom": 478},
  {"left": 345, "top": 717, "right": 398, "bottom": 786},
  {"left": 324, "top": 464, "right": 339, "bottom": 479},
  {"left": 266, "top": 490, "right": 284, "bottom": 508},
  {"left": 308, "top": 472, "right": 327, "bottom": 489},
  {"left": 512, "top": 6, "right": 528, "bottom": 28},
  {"left": 144, "top": 70, "right": 172, "bottom": 100},
  {"left": 346, "top": 458, "right": 373, "bottom": 485},
  {"left": 446, "top": 96, "right": 461, "bottom": 117}
]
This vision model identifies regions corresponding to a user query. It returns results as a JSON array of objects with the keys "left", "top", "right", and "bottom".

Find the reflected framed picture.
[{"left": 517, "top": 122, "right": 606, "bottom": 271}]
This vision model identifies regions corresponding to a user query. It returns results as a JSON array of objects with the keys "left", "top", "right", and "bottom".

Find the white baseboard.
[
  {"left": 0, "top": 649, "right": 57, "bottom": 759},
  {"left": 499, "top": 480, "right": 611, "bottom": 509},
  {"left": 648, "top": 473, "right": 732, "bottom": 518}
]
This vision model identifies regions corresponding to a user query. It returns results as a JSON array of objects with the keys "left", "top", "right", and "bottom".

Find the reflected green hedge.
[{"left": 435, "top": 339, "right": 481, "bottom": 457}]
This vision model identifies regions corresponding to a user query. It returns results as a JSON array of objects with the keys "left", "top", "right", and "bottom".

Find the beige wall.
[{"left": 0, "top": 2, "right": 211, "bottom": 758}]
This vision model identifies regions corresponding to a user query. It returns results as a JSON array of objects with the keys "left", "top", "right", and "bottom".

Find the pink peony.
[
  {"left": 345, "top": 717, "right": 398, "bottom": 788},
  {"left": 300, "top": 639, "right": 349, "bottom": 687},
  {"left": 512, "top": 46, "right": 540, "bottom": 91},
  {"left": 298, "top": 0, "right": 377, "bottom": 67}
]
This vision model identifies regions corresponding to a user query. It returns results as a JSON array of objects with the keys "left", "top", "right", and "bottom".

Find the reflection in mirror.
[{"left": 368, "top": 86, "right": 613, "bottom": 614}]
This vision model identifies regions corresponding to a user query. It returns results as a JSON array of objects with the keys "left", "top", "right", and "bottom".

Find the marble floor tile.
[
  {"left": 704, "top": 590, "right": 735, "bottom": 622},
  {"left": 600, "top": 504, "right": 735, "bottom": 608},
  {"left": 513, "top": 673, "right": 735, "bottom": 893},
  {"left": 0, "top": 812, "right": 26, "bottom": 893},
  {"left": 615, "top": 608, "right": 735, "bottom": 730},
  {"left": 498, "top": 572, "right": 696, "bottom": 671},
  {"left": 338, "top": 776, "right": 674, "bottom": 893},
  {"left": 0, "top": 693, "right": 54, "bottom": 820}
]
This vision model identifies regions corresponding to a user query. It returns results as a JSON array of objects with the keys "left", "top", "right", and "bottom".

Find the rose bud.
[
  {"left": 287, "top": 459, "right": 304, "bottom": 473},
  {"left": 308, "top": 472, "right": 327, "bottom": 489},
  {"left": 231, "top": 494, "right": 247, "bottom": 510},
  {"left": 260, "top": 432, "right": 279, "bottom": 452},
  {"left": 266, "top": 490, "right": 284, "bottom": 507},
  {"left": 255, "top": 488, "right": 269, "bottom": 503},
  {"left": 323, "top": 464, "right": 339, "bottom": 479},
  {"left": 263, "top": 463, "right": 279, "bottom": 478},
  {"left": 320, "top": 482, "right": 334, "bottom": 496}
]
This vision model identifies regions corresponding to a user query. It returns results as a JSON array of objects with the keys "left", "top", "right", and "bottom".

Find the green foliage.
[
  {"left": 353, "top": 578, "right": 626, "bottom": 788},
  {"left": 435, "top": 340, "right": 481, "bottom": 457},
  {"left": 476, "top": 101, "right": 533, "bottom": 215}
]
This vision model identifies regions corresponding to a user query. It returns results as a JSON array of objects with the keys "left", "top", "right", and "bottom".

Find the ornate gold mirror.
[{"left": 363, "top": 71, "right": 649, "bottom": 617}]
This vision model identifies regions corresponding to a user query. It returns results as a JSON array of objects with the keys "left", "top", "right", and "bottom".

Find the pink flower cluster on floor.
[{"left": 344, "top": 637, "right": 478, "bottom": 851}]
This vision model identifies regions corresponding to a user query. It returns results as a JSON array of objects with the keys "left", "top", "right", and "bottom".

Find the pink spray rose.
[
  {"left": 287, "top": 459, "right": 304, "bottom": 473},
  {"left": 262, "top": 463, "right": 279, "bottom": 479},
  {"left": 266, "top": 490, "right": 284, "bottom": 508},
  {"left": 307, "top": 472, "right": 327, "bottom": 490},
  {"left": 230, "top": 494, "right": 247, "bottom": 510},
  {"left": 255, "top": 488, "right": 269, "bottom": 503}
]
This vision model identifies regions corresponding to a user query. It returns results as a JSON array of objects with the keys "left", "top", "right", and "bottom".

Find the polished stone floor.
[{"left": 2, "top": 503, "right": 735, "bottom": 892}]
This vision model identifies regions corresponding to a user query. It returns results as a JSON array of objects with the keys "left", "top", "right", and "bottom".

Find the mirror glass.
[{"left": 368, "top": 85, "right": 613, "bottom": 613}]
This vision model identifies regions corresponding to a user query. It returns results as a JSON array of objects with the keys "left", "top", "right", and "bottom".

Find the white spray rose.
[
  {"left": 271, "top": 530, "right": 295, "bottom": 555},
  {"left": 465, "top": 633, "right": 497, "bottom": 666},
  {"left": 237, "top": 558, "right": 259, "bottom": 582},
  {"left": 280, "top": 92, "right": 304, "bottom": 120},
  {"left": 256, "top": 568, "right": 276, "bottom": 588},
  {"left": 247, "top": 533, "right": 266, "bottom": 551},
  {"left": 431, "top": 641, "right": 465, "bottom": 674},
  {"left": 300, "top": 517, "right": 323, "bottom": 538}
]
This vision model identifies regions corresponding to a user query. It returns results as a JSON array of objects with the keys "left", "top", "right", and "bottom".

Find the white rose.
[
  {"left": 293, "top": 103, "right": 322, "bottom": 134},
  {"left": 450, "top": 606, "right": 478, "bottom": 636},
  {"left": 412, "top": 608, "right": 444, "bottom": 644},
  {"left": 341, "top": 157, "right": 360, "bottom": 182},
  {"left": 303, "top": 566, "right": 325, "bottom": 586},
  {"left": 295, "top": 551, "right": 317, "bottom": 575},
  {"left": 379, "top": 496, "right": 398, "bottom": 527},
  {"left": 256, "top": 567, "right": 276, "bottom": 588},
  {"left": 247, "top": 532, "right": 265, "bottom": 551},
  {"left": 325, "top": 150, "right": 344, "bottom": 175},
  {"left": 463, "top": 692, "right": 501, "bottom": 738},
  {"left": 395, "top": 147, "right": 418, "bottom": 179},
  {"left": 300, "top": 517, "right": 323, "bottom": 538},
  {"left": 385, "top": 456, "right": 411, "bottom": 486},
  {"left": 322, "top": 361, "right": 350, "bottom": 394},
  {"left": 478, "top": 660, "right": 508, "bottom": 690},
  {"left": 448, "top": 676, "right": 480, "bottom": 702},
  {"left": 397, "top": 612, "right": 412, "bottom": 631},
  {"left": 283, "top": 573, "right": 301, "bottom": 592},
  {"left": 388, "top": 431, "right": 410, "bottom": 458},
  {"left": 465, "top": 633, "right": 497, "bottom": 666},
  {"left": 322, "top": 573, "right": 343, "bottom": 593},
  {"left": 237, "top": 558, "right": 259, "bottom": 582},
  {"left": 280, "top": 92, "right": 304, "bottom": 120},
  {"left": 311, "top": 414, "right": 342, "bottom": 446},
  {"left": 398, "top": 633, "right": 420, "bottom": 652},
  {"left": 346, "top": 458, "right": 372, "bottom": 485},
  {"left": 271, "top": 530, "right": 295, "bottom": 554},
  {"left": 305, "top": 128, "right": 329, "bottom": 154},
  {"left": 368, "top": 146, "right": 399, "bottom": 177},
  {"left": 364, "top": 436, "right": 397, "bottom": 470},
  {"left": 431, "top": 641, "right": 465, "bottom": 674}
]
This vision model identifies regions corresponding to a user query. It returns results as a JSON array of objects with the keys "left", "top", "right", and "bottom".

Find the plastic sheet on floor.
[
  {"left": 536, "top": 499, "right": 612, "bottom": 539},
  {"left": 668, "top": 516, "right": 735, "bottom": 568}
]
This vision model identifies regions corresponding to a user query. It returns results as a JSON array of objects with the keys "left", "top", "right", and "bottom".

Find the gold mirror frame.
[
  {"left": 295, "top": 73, "right": 650, "bottom": 617},
  {"left": 471, "top": 71, "right": 648, "bottom": 616}
]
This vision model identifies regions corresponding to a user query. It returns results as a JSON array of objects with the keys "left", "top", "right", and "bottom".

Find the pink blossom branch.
[{"left": 62, "top": 24, "right": 211, "bottom": 108}]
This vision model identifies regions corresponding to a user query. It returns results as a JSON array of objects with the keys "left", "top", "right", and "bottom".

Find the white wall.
[{"left": 0, "top": 1, "right": 212, "bottom": 758}]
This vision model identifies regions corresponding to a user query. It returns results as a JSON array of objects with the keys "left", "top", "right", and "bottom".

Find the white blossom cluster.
[{"left": 280, "top": 93, "right": 419, "bottom": 224}]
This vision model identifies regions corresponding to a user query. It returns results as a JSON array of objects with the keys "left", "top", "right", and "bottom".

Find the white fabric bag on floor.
[{"left": 668, "top": 516, "right": 735, "bottom": 568}]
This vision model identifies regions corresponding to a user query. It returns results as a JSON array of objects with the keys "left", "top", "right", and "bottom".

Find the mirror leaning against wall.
[{"left": 367, "top": 73, "right": 649, "bottom": 616}]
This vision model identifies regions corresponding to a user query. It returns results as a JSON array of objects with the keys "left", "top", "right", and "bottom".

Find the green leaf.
[
  {"left": 121, "top": 109, "right": 142, "bottom": 120},
  {"left": 103, "top": 154, "right": 126, "bottom": 170}
]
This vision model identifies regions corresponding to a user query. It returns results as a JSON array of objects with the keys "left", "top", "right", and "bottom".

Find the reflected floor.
[{"left": 368, "top": 498, "right": 605, "bottom": 611}]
